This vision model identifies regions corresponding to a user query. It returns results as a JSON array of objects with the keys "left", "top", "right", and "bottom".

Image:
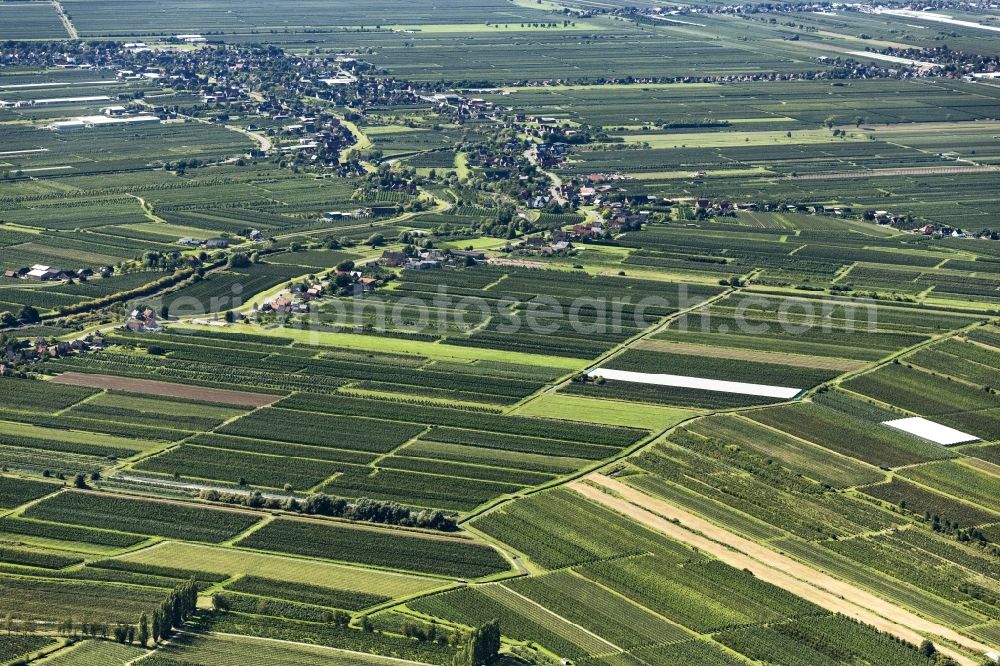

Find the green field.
[{"left": 116, "top": 541, "right": 443, "bottom": 598}]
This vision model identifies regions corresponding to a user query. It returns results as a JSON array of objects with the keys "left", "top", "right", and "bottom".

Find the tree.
[
  {"left": 17, "top": 305, "right": 40, "bottom": 324},
  {"left": 229, "top": 252, "right": 251, "bottom": 269},
  {"left": 455, "top": 620, "right": 500, "bottom": 666},
  {"left": 73, "top": 473, "right": 88, "bottom": 489},
  {"left": 365, "top": 233, "right": 386, "bottom": 247},
  {"left": 211, "top": 592, "right": 231, "bottom": 612},
  {"left": 0, "top": 311, "right": 16, "bottom": 327},
  {"left": 138, "top": 613, "right": 149, "bottom": 647},
  {"left": 919, "top": 640, "right": 937, "bottom": 658},
  {"left": 151, "top": 608, "right": 162, "bottom": 642}
]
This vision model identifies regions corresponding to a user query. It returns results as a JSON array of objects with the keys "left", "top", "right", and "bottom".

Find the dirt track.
[
  {"left": 571, "top": 474, "right": 992, "bottom": 666},
  {"left": 51, "top": 372, "right": 279, "bottom": 408}
]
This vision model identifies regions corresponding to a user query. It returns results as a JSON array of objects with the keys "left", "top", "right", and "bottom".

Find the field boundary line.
[
  {"left": 220, "top": 512, "right": 274, "bottom": 547},
  {"left": 0, "top": 483, "right": 65, "bottom": 520},
  {"left": 52, "top": 388, "right": 105, "bottom": 416},
  {"left": 489, "top": 582, "right": 624, "bottom": 654}
]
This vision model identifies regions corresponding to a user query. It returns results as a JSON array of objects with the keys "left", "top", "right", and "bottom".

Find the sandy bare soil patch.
[{"left": 51, "top": 372, "right": 279, "bottom": 408}]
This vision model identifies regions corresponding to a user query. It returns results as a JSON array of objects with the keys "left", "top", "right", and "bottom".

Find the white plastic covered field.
[
  {"left": 882, "top": 417, "right": 979, "bottom": 445},
  {"left": 587, "top": 368, "right": 802, "bottom": 399}
]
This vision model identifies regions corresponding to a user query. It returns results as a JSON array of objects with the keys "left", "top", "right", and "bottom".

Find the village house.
[
  {"left": 380, "top": 251, "right": 408, "bottom": 268},
  {"left": 125, "top": 308, "right": 161, "bottom": 333},
  {"left": 418, "top": 250, "right": 445, "bottom": 263},
  {"left": 542, "top": 240, "right": 574, "bottom": 255}
]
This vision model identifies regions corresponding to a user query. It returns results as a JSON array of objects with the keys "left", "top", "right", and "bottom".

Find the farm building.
[
  {"left": 30, "top": 95, "right": 112, "bottom": 106},
  {"left": 380, "top": 251, "right": 408, "bottom": 267},
  {"left": 25, "top": 265, "right": 63, "bottom": 281},
  {"left": 125, "top": 308, "right": 161, "bottom": 333}
]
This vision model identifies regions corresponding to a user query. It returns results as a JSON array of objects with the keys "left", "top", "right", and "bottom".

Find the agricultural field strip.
[
  {"left": 490, "top": 582, "right": 623, "bottom": 654},
  {"left": 175, "top": 323, "right": 586, "bottom": 370},
  {"left": 571, "top": 475, "right": 988, "bottom": 666},
  {"left": 883, "top": 417, "right": 980, "bottom": 446},
  {"left": 114, "top": 540, "right": 445, "bottom": 596},
  {"left": 170, "top": 631, "right": 437, "bottom": 666},
  {"left": 587, "top": 368, "right": 803, "bottom": 400},
  {"left": 50, "top": 372, "right": 280, "bottom": 407},
  {"left": 632, "top": 339, "right": 868, "bottom": 372}
]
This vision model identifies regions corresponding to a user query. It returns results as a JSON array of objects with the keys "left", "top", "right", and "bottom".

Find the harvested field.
[{"left": 50, "top": 372, "right": 280, "bottom": 408}]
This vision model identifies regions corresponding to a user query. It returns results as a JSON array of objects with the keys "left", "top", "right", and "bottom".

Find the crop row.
[
  {"left": 0, "top": 636, "right": 56, "bottom": 664},
  {"left": 472, "top": 489, "right": 690, "bottom": 570},
  {"left": 321, "top": 466, "right": 522, "bottom": 512},
  {"left": 0, "top": 476, "right": 60, "bottom": 509},
  {"left": 196, "top": 614, "right": 455, "bottom": 664},
  {"left": 403, "top": 439, "right": 585, "bottom": 475},
  {"left": 220, "top": 408, "right": 424, "bottom": 454},
  {"left": 277, "top": 393, "right": 645, "bottom": 447},
  {"left": 0, "top": 376, "right": 96, "bottom": 414},
  {"left": 0, "top": 545, "right": 83, "bottom": 570},
  {"left": 0, "top": 517, "right": 144, "bottom": 548},
  {"left": 507, "top": 571, "right": 689, "bottom": 649},
  {"left": 410, "top": 586, "right": 589, "bottom": 659},
  {"left": 636, "top": 432, "right": 896, "bottom": 541},
  {"left": 135, "top": 444, "right": 346, "bottom": 491},
  {"left": 237, "top": 518, "right": 510, "bottom": 578},
  {"left": 0, "top": 576, "right": 166, "bottom": 624},
  {"left": 379, "top": 455, "right": 553, "bottom": 487},
  {"left": 715, "top": 614, "right": 937, "bottom": 666},
  {"left": 25, "top": 491, "right": 261, "bottom": 543},
  {"left": 746, "top": 391, "right": 953, "bottom": 468},
  {"left": 225, "top": 575, "right": 389, "bottom": 611},
  {"left": 580, "top": 557, "right": 823, "bottom": 633},
  {"left": 189, "top": 432, "right": 376, "bottom": 464}
]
